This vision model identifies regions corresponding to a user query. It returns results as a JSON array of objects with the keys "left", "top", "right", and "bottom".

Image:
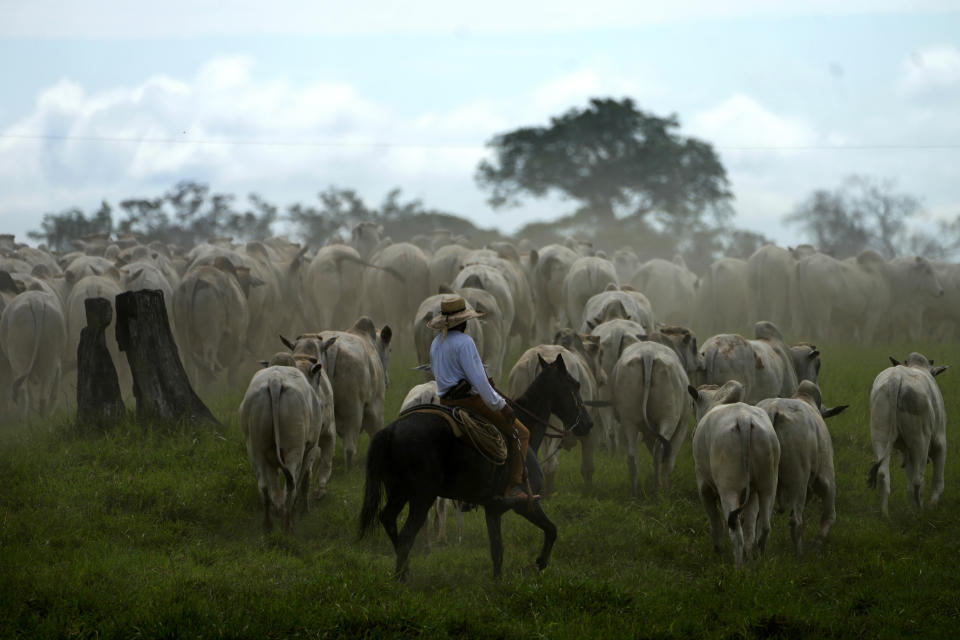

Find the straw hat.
[{"left": 426, "top": 295, "right": 484, "bottom": 331}]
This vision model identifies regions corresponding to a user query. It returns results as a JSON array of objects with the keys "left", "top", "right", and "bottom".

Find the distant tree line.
[
  {"left": 783, "top": 174, "right": 959, "bottom": 260},
  {"left": 25, "top": 96, "right": 959, "bottom": 269}
]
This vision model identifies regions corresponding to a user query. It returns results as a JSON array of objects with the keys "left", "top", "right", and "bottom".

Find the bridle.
[{"left": 502, "top": 385, "right": 587, "bottom": 440}]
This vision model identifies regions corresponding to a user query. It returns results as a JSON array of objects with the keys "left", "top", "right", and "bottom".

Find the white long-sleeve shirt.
[{"left": 430, "top": 330, "right": 505, "bottom": 411}]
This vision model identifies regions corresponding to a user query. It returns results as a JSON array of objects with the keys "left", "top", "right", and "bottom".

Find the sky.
[{"left": 2, "top": 0, "right": 959, "bottom": 248}]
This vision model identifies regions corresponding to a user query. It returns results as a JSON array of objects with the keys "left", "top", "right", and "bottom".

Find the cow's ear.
[
  {"left": 310, "top": 362, "right": 324, "bottom": 379},
  {"left": 258, "top": 360, "right": 269, "bottom": 368},
  {"left": 380, "top": 325, "right": 392, "bottom": 345},
  {"left": 321, "top": 336, "right": 337, "bottom": 352},
  {"left": 683, "top": 333, "right": 692, "bottom": 344},
  {"left": 687, "top": 385, "right": 700, "bottom": 401},
  {"left": 821, "top": 404, "right": 849, "bottom": 419},
  {"left": 889, "top": 356, "right": 901, "bottom": 367},
  {"left": 932, "top": 365, "right": 949, "bottom": 377},
  {"left": 280, "top": 334, "right": 296, "bottom": 350},
  {"left": 808, "top": 349, "right": 820, "bottom": 359}
]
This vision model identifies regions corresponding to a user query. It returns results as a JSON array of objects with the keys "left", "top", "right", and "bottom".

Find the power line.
[{"left": 1, "top": 132, "right": 959, "bottom": 151}]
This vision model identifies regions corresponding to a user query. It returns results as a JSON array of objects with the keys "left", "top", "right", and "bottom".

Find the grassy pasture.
[{"left": 3, "top": 342, "right": 960, "bottom": 639}]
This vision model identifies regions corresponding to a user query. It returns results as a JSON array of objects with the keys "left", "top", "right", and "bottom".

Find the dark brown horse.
[{"left": 359, "top": 353, "right": 593, "bottom": 579}]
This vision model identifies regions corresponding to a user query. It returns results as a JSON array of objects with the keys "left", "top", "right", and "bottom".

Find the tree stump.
[
  {"left": 76, "top": 297, "right": 125, "bottom": 426},
  {"left": 115, "top": 289, "right": 220, "bottom": 427}
]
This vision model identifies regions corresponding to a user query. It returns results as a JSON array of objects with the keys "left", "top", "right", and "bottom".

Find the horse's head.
[{"left": 537, "top": 353, "right": 593, "bottom": 437}]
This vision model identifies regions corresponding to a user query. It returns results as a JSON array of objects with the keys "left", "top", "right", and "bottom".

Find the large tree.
[
  {"left": 475, "top": 97, "right": 734, "bottom": 230},
  {"left": 785, "top": 175, "right": 921, "bottom": 258}
]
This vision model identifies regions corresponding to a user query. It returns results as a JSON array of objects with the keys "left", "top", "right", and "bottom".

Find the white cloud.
[
  {"left": 688, "top": 94, "right": 818, "bottom": 150},
  {"left": 900, "top": 44, "right": 960, "bottom": 96},
  {"left": 3, "top": 56, "right": 959, "bottom": 251}
]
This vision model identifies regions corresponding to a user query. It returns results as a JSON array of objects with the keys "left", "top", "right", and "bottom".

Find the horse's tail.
[{"left": 359, "top": 424, "right": 393, "bottom": 539}]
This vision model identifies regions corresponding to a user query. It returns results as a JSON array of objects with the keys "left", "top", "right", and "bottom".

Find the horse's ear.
[
  {"left": 554, "top": 353, "right": 566, "bottom": 372},
  {"left": 537, "top": 353, "right": 548, "bottom": 369}
]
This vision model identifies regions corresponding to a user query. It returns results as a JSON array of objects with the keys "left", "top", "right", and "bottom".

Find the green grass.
[{"left": 3, "top": 343, "right": 960, "bottom": 638}]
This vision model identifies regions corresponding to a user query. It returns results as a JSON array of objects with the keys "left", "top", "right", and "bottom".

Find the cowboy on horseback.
[{"left": 427, "top": 295, "right": 536, "bottom": 501}]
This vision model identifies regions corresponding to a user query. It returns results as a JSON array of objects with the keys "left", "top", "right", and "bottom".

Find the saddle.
[{"left": 398, "top": 404, "right": 508, "bottom": 466}]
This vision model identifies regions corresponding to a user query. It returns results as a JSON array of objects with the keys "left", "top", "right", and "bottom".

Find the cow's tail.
[
  {"left": 868, "top": 378, "right": 901, "bottom": 488},
  {"left": 268, "top": 375, "right": 295, "bottom": 492},
  {"left": 359, "top": 425, "right": 393, "bottom": 539},
  {"left": 336, "top": 252, "right": 405, "bottom": 282},
  {"left": 727, "top": 414, "right": 754, "bottom": 530},
  {"left": 640, "top": 351, "right": 671, "bottom": 460},
  {"left": 11, "top": 296, "right": 45, "bottom": 402}
]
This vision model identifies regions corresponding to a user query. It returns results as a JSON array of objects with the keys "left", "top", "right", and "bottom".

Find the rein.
[{"left": 494, "top": 383, "right": 585, "bottom": 440}]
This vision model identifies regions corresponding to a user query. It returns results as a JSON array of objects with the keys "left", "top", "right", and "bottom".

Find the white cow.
[
  {"left": 795, "top": 250, "right": 943, "bottom": 344},
  {"left": 580, "top": 287, "right": 654, "bottom": 335},
  {"left": 363, "top": 242, "right": 430, "bottom": 351},
  {"left": 400, "top": 381, "right": 439, "bottom": 412},
  {"left": 884, "top": 256, "right": 946, "bottom": 342},
  {"left": 173, "top": 259, "right": 257, "bottom": 387},
  {"left": 563, "top": 257, "right": 619, "bottom": 331},
  {"left": 0, "top": 290, "right": 66, "bottom": 417},
  {"left": 284, "top": 317, "right": 392, "bottom": 470},
  {"left": 696, "top": 257, "right": 749, "bottom": 335},
  {"left": 239, "top": 363, "right": 333, "bottom": 532},
  {"left": 264, "top": 350, "right": 338, "bottom": 502},
  {"left": 303, "top": 244, "right": 365, "bottom": 332},
  {"left": 429, "top": 244, "right": 470, "bottom": 293},
  {"left": 690, "top": 383, "right": 781, "bottom": 569},
  {"left": 746, "top": 245, "right": 797, "bottom": 334},
  {"left": 531, "top": 244, "right": 579, "bottom": 342},
  {"left": 868, "top": 352, "right": 948, "bottom": 517},
  {"left": 467, "top": 249, "right": 537, "bottom": 347},
  {"left": 630, "top": 257, "right": 697, "bottom": 326},
  {"left": 588, "top": 318, "right": 646, "bottom": 451},
  {"left": 758, "top": 381, "right": 845, "bottom": 556},
  {"left": 612, "top": 341, "right": 690, "bottom": 494},
  {"left": 452, "top": 264, "right": 515, "bottom": 351},
  {"left": 700, "top": 321, "right": 820, "bottom": 404}
]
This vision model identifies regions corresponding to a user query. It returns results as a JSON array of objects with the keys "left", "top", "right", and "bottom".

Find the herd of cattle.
[{"left": 0, "top": 225, "right": 951, "bottom": 567}]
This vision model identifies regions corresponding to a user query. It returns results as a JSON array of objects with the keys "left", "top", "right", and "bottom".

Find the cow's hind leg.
[
  {"left": 929, "top": 440, "right": 946, "bottom": 508},
  {"left": 512, "top": 502, "right": 558, "bottom": 572},
  {"left": 624, "top": 427, "right": 640, "bottom": 497},
  {"left": 698, "top": 483, "right": 724, "bottom": 555},
  {"left": 394, "top": 495, "right": 433, "bottom": 581},
  {"left": 814, "top": 476, "right": 836, "bottom": 540}
]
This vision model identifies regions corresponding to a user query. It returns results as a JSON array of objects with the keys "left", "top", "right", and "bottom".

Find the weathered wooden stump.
[
  {"left": 76, "top": 297, "right": 125, "bottom": 426},
  {"left": 115, "top": 289, "right": 220, "bottom": 427}
]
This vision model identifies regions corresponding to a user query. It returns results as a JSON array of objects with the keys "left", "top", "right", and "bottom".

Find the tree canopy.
[
  {"left": 784, "top": 175, "right": 923, "bottom": 259},
  {"left": 476, "top": 97, "right": 734, "bottom": 232}
]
